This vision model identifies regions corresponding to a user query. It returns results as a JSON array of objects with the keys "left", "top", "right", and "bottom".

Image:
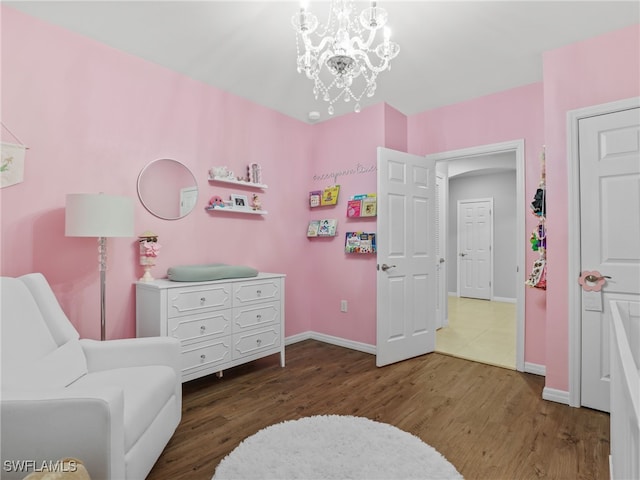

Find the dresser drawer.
[
  {"left": 232, "top": 325, "right": 280, "bottom": 360},
  {"left": 233, "top": 303, "right": 280, "bottom": 332},
  {"left": 181, "top": 338, "right": 231, "bottom": 373},
  {"left": 233, "top": 279, "right": 280, "bottom": 306},
  {"left": 168, "top": 284, "right": 231, "bottom": 318},
  {"left": 168, "top": 310, "right": 231, "bottom": 344}
]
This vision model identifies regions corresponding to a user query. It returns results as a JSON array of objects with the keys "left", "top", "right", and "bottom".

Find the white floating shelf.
[
  {"left": 208, "top": 176, "right": 268, "bottom": 189},
  {"left": 205, "top": 207, "right": 268, "bottom": 215}
]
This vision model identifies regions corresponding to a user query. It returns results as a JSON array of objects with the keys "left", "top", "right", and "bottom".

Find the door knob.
[
  {"left": 584, "top": 274, "right": 611, "bottom": 283},
  {"left": 439, "top": 258, "right": 445, "bottom": 263},
  {"left": 579, "top": 270, "right": 611, "bottom": 292},
  {"left": 459, "top": 253, "right": 467, "bottom": 257},
  {"left": 381, "top": 263, "right": 396, "bottom": 272}
]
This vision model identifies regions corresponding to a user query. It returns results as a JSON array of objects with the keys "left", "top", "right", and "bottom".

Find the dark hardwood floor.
[{"left": 148, "top": 340, "right": 610, "bottom": 480}]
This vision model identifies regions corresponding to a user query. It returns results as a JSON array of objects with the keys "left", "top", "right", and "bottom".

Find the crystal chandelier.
[{"left": 292, "top": 0, "right": 400, "bottom": 115}]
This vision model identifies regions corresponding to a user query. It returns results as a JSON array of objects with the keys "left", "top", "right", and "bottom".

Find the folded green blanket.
[{"left": 167, "top": 263, "right": 258, "bottom": 282}]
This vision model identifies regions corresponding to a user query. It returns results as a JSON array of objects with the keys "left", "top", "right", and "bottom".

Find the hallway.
[{"left": 436, "top": 297, "right": 516, "bottom": 369}]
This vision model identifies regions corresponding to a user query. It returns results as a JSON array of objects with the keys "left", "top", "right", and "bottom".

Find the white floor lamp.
[{"left": 65, "top": 193, "right": 134, "bottom": 340}]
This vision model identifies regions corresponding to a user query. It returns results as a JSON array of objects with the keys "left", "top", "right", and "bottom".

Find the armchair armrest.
[
  {"left": 81, "top": 336, "right": 180, "bottom": 378},
  {"left": 1, "top": 387, "right": 125, "bottom": 480}
]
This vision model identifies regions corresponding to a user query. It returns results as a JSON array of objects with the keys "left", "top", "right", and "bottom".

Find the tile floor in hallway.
[{"left": 436, "top": 296, "right": 516, "bottom": 370}]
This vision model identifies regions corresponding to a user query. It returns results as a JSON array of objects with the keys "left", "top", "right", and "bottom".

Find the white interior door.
[
  {"left": 376, "top": 147, "right": 436, "bottom": 367},
  {"left": 579, "top": 107, "right": 640, "bottom": 412},
  {"left": 435, "top": 173, "right": 447, "bottom": 329},
  {"left": 180, "top": 186, "right": 198, "bottom": 216},
  {"left": 457, "top": 198, "right": 493, "bottom": 300}
]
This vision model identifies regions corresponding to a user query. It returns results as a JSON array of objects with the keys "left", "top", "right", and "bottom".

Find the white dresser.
[{"left": 136, "top": 273, "right": 285, "bottom": 382}]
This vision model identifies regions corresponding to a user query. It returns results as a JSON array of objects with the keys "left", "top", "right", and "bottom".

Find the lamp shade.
[{"left": 65, "top": 193, "right": 134, "bottom": 237}]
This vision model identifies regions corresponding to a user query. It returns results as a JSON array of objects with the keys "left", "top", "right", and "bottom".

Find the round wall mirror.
[{"left": 137, "top": 159, "right": 198, "bottom": 220}]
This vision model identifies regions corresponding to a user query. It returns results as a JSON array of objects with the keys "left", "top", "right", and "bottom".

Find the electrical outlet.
[{"left": 340, "top": 300, "right": 348, "bottom": 313}]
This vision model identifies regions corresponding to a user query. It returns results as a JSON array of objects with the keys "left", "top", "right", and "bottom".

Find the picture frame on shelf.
[
  {"left": 231, "top": 194, "right": 249, "bottom": 210},
  {"left": 248, "top": 162, "right": 262, "bottom": 184}
]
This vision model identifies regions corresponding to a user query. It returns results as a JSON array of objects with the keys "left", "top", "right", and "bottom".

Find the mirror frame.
[{"left": 137, "top": 158, "right": 198, "bottom": 220}]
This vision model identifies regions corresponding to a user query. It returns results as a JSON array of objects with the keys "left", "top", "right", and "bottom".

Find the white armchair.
[{"left": 1, "top": 273, "right": 182, "bottom": 480}]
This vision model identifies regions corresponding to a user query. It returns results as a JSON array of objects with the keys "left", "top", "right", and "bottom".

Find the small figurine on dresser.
[
  {"left": 139, "top": 231, "right": 161, "bottom": 282},
  {"left": 251, "top": 193, "right": 262, "bottom": 211}
]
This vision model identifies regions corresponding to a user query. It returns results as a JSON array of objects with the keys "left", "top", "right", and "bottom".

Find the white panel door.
[
  {"left": 376, "top": 147, "right": 436, "bottom": 367},
  {"left": 435, "top": 174, "right": 447, "bottom": 329},
  {"left": 458, "top": 199, "right": 493, "bottom": 300},
  {"left": 580, "top": 107, "right": 640, "bottom": 412},
  {"left": 180, "top": 186, "right": 198, "bottom": 217}
]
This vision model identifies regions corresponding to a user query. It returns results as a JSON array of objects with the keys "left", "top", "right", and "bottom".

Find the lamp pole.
[{"left": 99, "top": 236, "right": 107, "bottom": 341}]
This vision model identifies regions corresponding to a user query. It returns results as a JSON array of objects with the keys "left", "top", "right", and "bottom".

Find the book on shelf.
[
  {"left": 345, "top": 231, "right": 377, "bottom": 254},
  {"left": 361, "top": 195, "right": 377, "bottom": 217},
  {"left": 346, "top": 193, "right": 377, "bottom": 217},
  {"left": 318, "top": 219, "right": 337, "bottom": 237},
  {"left": 308, "top": 219, "right": 337, "bottom": 237},
  {"left": 307, "top": 220, "right": 320, "bottom": 237},
  {"left": 320, "top": 185, "right": 340, "bottom": 206},
  {"left": 346, "top": 199, "right": 361, "bottom": 217},
  {"left": 309, "top": 190, "right": 322, "bottom": 208}
]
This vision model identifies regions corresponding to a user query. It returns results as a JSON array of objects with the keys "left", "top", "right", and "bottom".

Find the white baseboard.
[
  {"left": 542, "top": 386, "right": 570, "bottom": 405},
  {"left": 524, "top": 362, "right": 546, "bottom": 376},
  {"left": 492, "top": 296, "right": 517, "bottom": 304},
  {"left": 448, "top": 292, "right": 516, "bottom": 304},
  {"left": 285, "top": 331, "right": 376, "bottom": 355},
  {"left": 284, "top": 331, "right": 312, "bottom": 345}
]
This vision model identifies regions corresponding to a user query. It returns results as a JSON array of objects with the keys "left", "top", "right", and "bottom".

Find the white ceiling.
[{"left": 6, "top": 1, "right": 640, "bottom": 123}]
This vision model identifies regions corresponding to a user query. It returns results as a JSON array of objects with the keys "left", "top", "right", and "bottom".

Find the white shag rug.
[{"left": 213, "top": 415, "right": 463, "bottom": 480}]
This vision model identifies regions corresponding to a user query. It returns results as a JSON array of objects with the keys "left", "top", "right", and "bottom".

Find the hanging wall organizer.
[{"left": 526, "top": 147, "right": 547, "bottom": 290}]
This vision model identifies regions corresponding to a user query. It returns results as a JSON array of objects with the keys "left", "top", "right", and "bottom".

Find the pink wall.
[
  {"left": 305, "top": 104, "right": 386, "bottom": 345},
  {"left": 542, "top": 24, "right": 640, "bottom": 391},
  {"left": 1, "top": 6, "right": 314, "bottom": 340},
  {"left": 407, "top": 82, "right": 547, "bottom": 367}
]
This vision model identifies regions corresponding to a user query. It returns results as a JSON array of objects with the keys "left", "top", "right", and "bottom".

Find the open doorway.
[{"left": 427, "top": 141, "right": 525, "bottom": 371}]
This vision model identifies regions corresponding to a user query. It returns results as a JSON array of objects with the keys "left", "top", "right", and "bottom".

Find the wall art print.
[{"left": 1, "top": 142, "right": 26, "bottom": 189}]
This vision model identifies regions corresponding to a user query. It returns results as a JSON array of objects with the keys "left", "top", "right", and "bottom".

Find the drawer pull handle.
[
  {"left": 256, "top": 339, "right": 262, "bottom": 346},
  {"left": 200, "top": 354, "right": 206, "bottom": 361},
  {"left": 256, "top": 314, "right": 262, "bottom": 321},
  {"left": 200, "top": 297, "right": 206, "bottom": 304},
  {"left": 200, "top": 325, "right": 206, "bottom": 333},
  {"left": 256, "top": 289, "right": 262, "bottom": 297}
]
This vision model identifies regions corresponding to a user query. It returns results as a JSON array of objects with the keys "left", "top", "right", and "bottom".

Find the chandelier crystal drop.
[{"left": 292, "top": 0, "right": 400, "bottom": 115}]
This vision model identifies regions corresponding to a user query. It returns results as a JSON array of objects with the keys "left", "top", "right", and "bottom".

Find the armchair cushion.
[
  {"left": 3, "top": 339, "right": 87, "bottom": 390},
  {"left": 2, "top": 276, "right": 58, "bottom": 362},
  {"left": 70, "top": 365, "right": 176, "bottom": 451},
  {"left": 20, "top": 273, "right": 80, "bottom": 344},
  {"left": 1, "top": 277, "right": 87, "bottom": 390}
]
